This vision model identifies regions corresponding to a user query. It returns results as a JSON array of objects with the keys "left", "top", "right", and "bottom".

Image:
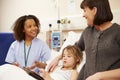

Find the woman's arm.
[
  {"left": 86, "top": 68, "right": 120, "bottom": 80},
  {"left": 47, "top": 54, "right": 62, "bottom": 72}
]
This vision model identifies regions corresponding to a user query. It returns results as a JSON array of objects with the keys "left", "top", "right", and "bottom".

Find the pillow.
[{"left": 59, "top": 31, "right": 82, "bottom": 53}]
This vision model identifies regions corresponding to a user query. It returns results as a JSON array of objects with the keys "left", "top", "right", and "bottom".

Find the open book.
[{"left": 23, "top": 67, "right": 44, "bottom": 80}]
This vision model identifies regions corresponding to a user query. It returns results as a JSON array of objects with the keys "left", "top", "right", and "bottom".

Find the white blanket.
[{"left": 0, "top": 64, "right": 36, "bottom": 80}]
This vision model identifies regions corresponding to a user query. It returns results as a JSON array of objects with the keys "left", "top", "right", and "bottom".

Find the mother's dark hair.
[
  {"left": 80, "top": 0, "right": 113, "bottom": 25},
  {"left": 12, "top": 15, "right": 40, "bottom": 41}
]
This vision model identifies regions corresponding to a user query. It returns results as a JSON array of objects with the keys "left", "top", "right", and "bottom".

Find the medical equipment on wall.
[
  {"left": 51, "top": 31, "right": 61, "bottom": 49},
  {"left": 49, "top": 20, "right": 62, "bottom": 51}
]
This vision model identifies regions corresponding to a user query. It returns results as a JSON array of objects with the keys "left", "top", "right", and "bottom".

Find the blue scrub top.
[{"left": 5, "top": 37, "right": 51, "bottom": 73}]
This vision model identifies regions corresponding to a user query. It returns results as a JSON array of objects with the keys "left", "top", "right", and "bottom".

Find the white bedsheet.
[{"left": 0, "top": 64, "right": 36, "bottom": 80}]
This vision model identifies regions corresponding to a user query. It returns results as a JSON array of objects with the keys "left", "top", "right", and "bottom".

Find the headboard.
[
  {"left": 0, "top": 33, "right": 15, "bottom": 65},
  {"left": 45, "top": 28, "right": 83, "bottom": 49}
]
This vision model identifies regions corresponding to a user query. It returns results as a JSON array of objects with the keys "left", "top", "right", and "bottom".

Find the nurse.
[{"left": 5, "top": 15, "right": 51, "bottom": 73}]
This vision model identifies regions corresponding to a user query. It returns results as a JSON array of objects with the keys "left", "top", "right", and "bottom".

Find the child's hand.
[
  {"left": 40, "top": 69, "right": 46, "bottom": 78},
  {"left": 40, "top": 69, "right": 53, "bottom": 80}
]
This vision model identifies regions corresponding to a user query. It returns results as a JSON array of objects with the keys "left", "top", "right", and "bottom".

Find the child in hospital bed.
[
  {"left": 0, "top": 45, "right": 82, "bottom": 80},
  {"left": 39, "top": 45, "right": 83, "bottom": 80}
]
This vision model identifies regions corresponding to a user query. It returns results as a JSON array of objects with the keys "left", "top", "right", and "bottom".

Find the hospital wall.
[{"left": 0, "top": 0, "right": 120, "bottom": 32}]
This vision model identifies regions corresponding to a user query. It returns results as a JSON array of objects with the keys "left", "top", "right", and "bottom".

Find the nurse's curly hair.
[{"left": 12, "top": 15, "right": 40, "bottom": 41}]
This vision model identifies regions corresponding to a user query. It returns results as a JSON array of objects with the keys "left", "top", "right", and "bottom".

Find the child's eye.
[{"left": 68, "top": 56, "right": 71, "bottom": 57}]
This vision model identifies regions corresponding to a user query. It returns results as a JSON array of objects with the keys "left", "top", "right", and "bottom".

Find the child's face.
[
  {"left": 62, "top": 49, "right": 76, "bottom": 69},
  {"left": 23, "top": 19, "right": 38, "bottom": 39}
]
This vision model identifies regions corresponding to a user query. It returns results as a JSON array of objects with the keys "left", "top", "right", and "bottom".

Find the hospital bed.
[{"left": 0, "top": 31, "right": 86, "bottom": 80}]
